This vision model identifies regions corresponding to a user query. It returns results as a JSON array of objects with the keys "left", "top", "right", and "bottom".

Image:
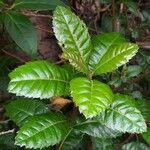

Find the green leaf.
[
  {"left": 131, "top": 91, "right": 142, "bottom": 99},
  {"left": 59, "top": 129, "right": 84, "bottom": 150},
  {"left": 75, "top": 119, "right": 121, "bottom": 138},
  {"left": 137, "top": 51, "right": 150, "bottom": 69},
  {"left": 70, "top": 77, "right": 113, "bottom": 118},
  {"left": 8, "top": 61, "right": 72, "bottom": 99},
  {"left": 12, "top": 0, "right": 64, "bottom": 10},
  {"left": 126, "top": 65, "right": 142, "bottom": 78},
  {"left": 0, "top": 69, "right": 9, "bottom": 93},
  {"left": 0, "top": 133, "right": 18, "bottom": 150},
  {"left": 62, "top": 64, "right": 85, "bottom": 78},
  {"left": 101, "top": 14, "right": 112, "bottom": 32},
  {"left": 136, "top": 99, "right": 150, "bottom": 120},
  {"left": 5, "top": 99, "right": 48, "bottom": 126},
  {"left": 122, "top": 141, "right": 150, "bottom": 150},
  {"left": 4, "top": 11, "right": 37, "bottom": 56},
  {"left": 92, "top": 138, "right": 113, "bottom": 150},
  {"left": 91, "top": 42, "right": 138, "bottom": 75},
  {"left": 89, "top": 32, "right": 138, "bottom": 75},
  {"left": 53, "top": 6, "right": 92, "bottom": 73},
  {"left": 0, "top": 54, "right": 14, "bottom": 94},
  {"left": 99, "top": 94, "right": 147, "bottom": 133},
  {"left": 0, "top": 56, "right": 14, "bottom": 68},
  {"left": 15, "top": 112, "right": 70, "bottom": 149},
  {"left": 142, "top": 128, "right": 150, "bottom": 145},
  {"left": 0, "top": 0, "right": 4, "bottom": 7},
  {"left": 59, "top": 116, "right": 120, "bottom": 149},
  {"left": 90, "top": 32, "right": 126, "bottom": 69}
]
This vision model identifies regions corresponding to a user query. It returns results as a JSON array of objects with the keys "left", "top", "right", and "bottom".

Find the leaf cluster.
[{"left": 3, "top": 5, "right": 150, "bottom": 150}]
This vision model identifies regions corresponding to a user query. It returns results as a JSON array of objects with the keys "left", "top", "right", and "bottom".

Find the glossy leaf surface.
[
  {"left": 70, "top": 77, "right": 113, "bottom": 118},
  {"left": 94, "top": 43, "right": 138, "bottom": 74},
  {"left": 4, "top": 12, "right": 37, "bottom": 56},
  {"left": 99, "top": 94, "right": 147, "bottom": 133},
  {"left": 53, "top": 6, "right": 92, "bottom": 73},
  {"left": 90, "top": 32, "right": 138, "bottom": 74},
  {"left": 122, "top": 141, "right": 150, "bottom": 150},
  {"left": 75, "top": 119, "right": 121, "bottom": 138},
  {"left": 5, "top": 99, "right": 48, "bottom": 126},
  {"left": 8, "top": 61, "right": 72, "bottom": 99},
  {"left": 90, "top": 32, "right": 126, "bottom": 69},
  {"left": 12, "top": 0, "right": 64, "bottom": 10},
  {"left": 60, "top": 129, "right": 83, "bottom": 150},
  {"left": 15, "top": 112, "right": 70, "bottom": 149},
  {"left": 59, "top": 116, "right": 120, "bottom": 149}
]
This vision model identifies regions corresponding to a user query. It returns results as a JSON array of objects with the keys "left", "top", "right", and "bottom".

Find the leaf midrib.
[
  {"left": 94, "top": 44, "right": 136, "bottom": 73},
  {"left": 10, "top": 78, "right": 69, "bottom": 83},
  {"left": 16, "top": 120, "right": 65, "bottom": 144},
  {"left": 58, "top": 7, "right": 88, "bottom": 72},
  {"left": 91, "top": 34, "right": 125, "bottom": 67},
  {"left": 107, "top": 107, "right": 142, "bottom": 130},
  {"left": 6, "top": 13, "right": 33, "bottom": 50},
  {"left": 11, "top": 105, "right": 34, "bottom": 116},
  {"left": 59, "top": 120, "right": 97, "bottom": 149},
  {"left": 59, "top": 128, "right": 73, "bottom": 149}
]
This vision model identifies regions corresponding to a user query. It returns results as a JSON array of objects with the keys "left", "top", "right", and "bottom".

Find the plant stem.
[
  {"left": 1, "top": 49, "right": 26, "bottom": 63},
  {"left": 0, "top": 129, "right": 15, "bottom": 136},
  {"left": 87, "top": 71, "right": 93, "bottom": 80}
]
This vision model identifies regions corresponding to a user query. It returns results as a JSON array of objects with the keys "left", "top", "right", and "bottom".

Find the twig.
[
  {"left": 54, "top": 60, "right": 66, "bottom": 65},
  {"left": 118, "top": 134, "right": 134, "bottom": 150},
  {"left": 88, "top": 27, "right": 99, "bottom": 33},
  {"left": 1, "top": 49, "right": 26, "bottom": 63},
  {"left": 35, "top": 26, "right": 53, "bottom": 34},
  {"left": 136, "top": 41, "right": 150, "bottom": 49},
  {"left": 22, "top": 11, "right": 52, "bottom": 19},
  {"left": 0, "top": 119, "right": 10, "bottom": 124},
  {"left": 99, "top": 4, "right": 111, "bottom": 12},
  {"left": 0, "top": 129, "right": 15, "bottom": 136},
  {"left": 120, "top": 3, "right": 124, "bottom": 13}
]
